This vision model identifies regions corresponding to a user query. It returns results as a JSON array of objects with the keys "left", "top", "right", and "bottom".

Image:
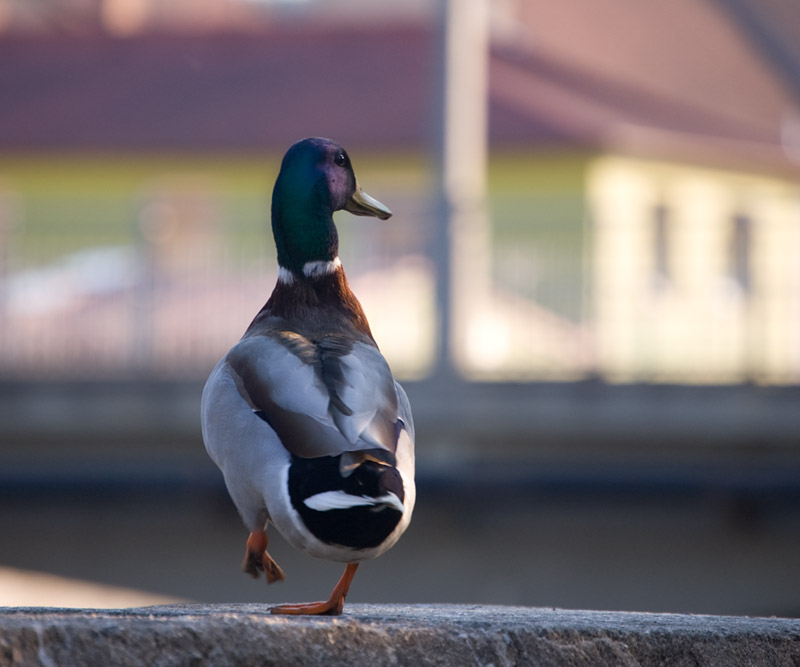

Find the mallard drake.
[{"left": 201, "top": 137, "right": 415, "bottom": 616}]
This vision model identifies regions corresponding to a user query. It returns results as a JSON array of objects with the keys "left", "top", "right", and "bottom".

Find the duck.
[{"left": 200, "top": 137, "right": 415, "bottom": 616}]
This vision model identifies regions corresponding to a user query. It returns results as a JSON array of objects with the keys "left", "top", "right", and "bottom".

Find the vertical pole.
[
  {"left": 0, "top": 196, "right": 10, "bottom": 367},
  {"left": 432, "top": 0, "right": 491, "bottom": 379},
  {"left": 0, "top": 192, "right": 20, "bottom": 371}
]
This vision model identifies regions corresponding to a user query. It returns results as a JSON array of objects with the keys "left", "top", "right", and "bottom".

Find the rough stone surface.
[{"left": 0, "top": 604, "right": 798, "bottom": 667}]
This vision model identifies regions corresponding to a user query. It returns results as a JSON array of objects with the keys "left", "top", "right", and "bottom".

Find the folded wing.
[{"left": 226, "top": 332, "right": 401, "bottom": 463}]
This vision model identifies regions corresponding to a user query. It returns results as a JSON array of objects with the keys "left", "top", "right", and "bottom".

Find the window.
[
  {"left": 653, "top": 203, "right": 670, "bottom": 289},
  {"left": 730, "top": 213, "right": 752, "bottom": 292}
]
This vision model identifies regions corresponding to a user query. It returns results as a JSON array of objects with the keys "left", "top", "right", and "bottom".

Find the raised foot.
[{"left": 242, "top": 530, "right": 286, "bottom": 584}]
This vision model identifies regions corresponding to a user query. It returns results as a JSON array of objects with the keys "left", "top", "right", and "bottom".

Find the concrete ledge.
[{"left": 1, "top": 604, "right": 799, "bottom": 666}]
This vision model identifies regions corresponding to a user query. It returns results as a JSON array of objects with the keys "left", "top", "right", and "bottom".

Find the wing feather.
[{"left": 226, "top": 332, "right": 401, "bottom": 460}]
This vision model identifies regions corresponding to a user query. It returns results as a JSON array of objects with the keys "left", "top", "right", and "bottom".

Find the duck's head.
[{"left": 271, "top": 137, "right": 392, "bottom": 278}]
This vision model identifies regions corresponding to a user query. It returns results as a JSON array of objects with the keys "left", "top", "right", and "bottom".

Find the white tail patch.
[{"left": 303, "top": 490, "right": 404, "bottom": 513}]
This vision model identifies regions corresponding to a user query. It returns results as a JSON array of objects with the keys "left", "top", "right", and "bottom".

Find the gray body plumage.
[
  {"left": 201, "top": 137, "right": 414, "bottom": 603},
  {"left": 201, "top": 312, "right": 415, "bottom": 562}
]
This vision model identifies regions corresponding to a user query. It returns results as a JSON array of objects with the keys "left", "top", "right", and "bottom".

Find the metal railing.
[{"left": 1, "top": 159, "right": 799, "bottom": 385}]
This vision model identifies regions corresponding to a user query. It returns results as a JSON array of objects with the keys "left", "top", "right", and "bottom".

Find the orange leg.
[
  {"left": 242, "top": 529, "right": 285, "bottom": 584},
  {"left": 270, "top": 562, "right": 359, "bottom": 616}
]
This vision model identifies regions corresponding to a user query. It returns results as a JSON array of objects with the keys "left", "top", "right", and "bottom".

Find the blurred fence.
[
  {"left": 1, "top": 154, "right": 799, "bottom": 385},
  {"left": 0, "top": 157, "right": 436, "bottom": 380}
]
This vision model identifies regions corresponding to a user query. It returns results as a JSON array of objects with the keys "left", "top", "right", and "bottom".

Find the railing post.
[{"left": 432, "top": 0, "right": 491, "bottom": 380}]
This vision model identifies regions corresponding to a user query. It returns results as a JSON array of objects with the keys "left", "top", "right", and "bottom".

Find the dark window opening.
[
  {"left": 653, "top": 203, "right": 670, "bottom": 289},
  {"left": 730, "top": 213, "right": 752, "bottom": 292}
]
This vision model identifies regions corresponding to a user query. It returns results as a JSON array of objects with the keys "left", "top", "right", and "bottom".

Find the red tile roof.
[
  {"left": 0, "top": 10, "right": 797, "bottom": 171},
  {"left": 0, "top": 27, "right": 434, "bottom": 152}
]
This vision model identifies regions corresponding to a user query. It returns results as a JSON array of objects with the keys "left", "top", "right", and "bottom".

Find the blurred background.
[{"left": 1, "top": 0, "right": 800, "bottom": 617}]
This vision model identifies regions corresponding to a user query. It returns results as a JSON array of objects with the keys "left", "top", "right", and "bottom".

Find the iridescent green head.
[{"left": 271, "top": 137, "right": 392, "bottom": 278}]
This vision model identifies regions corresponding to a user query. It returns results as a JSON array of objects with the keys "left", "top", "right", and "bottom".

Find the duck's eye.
[{"left": 334, "top": 152, "right": 347, "bottom": 167}]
